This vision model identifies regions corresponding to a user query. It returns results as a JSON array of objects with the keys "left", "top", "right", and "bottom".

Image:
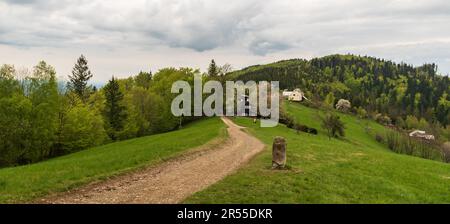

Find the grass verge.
[{"left": 0, "top": 118, "right": 226, "bottom": 203}]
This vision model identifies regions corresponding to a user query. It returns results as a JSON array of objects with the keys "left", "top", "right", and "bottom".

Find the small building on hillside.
[
  {"left": 409, "top": 130, "right": 435, "bottom": 140},
  {"left": 282, "top": 90, "right": 293, "bottom": 97},
  {"left": 282, "top": 88, "right": 308, "bottom": 102}
]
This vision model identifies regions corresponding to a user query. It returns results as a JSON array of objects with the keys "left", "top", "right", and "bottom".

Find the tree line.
[
  {"left": 0, "top": 56, "right": 201, "bottom": 167},
  {"left": 228, "top": 54, "right": 450, "bottom": 139}
]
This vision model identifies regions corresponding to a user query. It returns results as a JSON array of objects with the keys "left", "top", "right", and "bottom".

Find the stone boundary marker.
[{"left": 272, "top": 136, "right": 286, "bottom": 169}]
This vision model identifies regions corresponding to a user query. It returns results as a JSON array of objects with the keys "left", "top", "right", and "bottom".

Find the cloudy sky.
[{"left": 1, "top": 0, "right": 450, "bottom": 82}]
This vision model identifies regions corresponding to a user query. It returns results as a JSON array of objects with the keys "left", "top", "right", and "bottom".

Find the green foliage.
[
  {"left": 0, "top": 94, "right": 32, "bottom": 166},
  {"left": 443, "top": 126, "right": 450, "bottom": 141},
  {"left": 374, "top": 113, "right": 392, "bottom": 125},
  {"left": 134, "top": 71, "right": 152, "bottom": 89},
  {"left": 436, "top": 93, "right": 450, "bottom": 127},
  {"left": 228, "top": 54, "right": 450, "bottom": 127},
  {"left": 320, "top": 113, "right": 345, "bottom": 139},
  {"left": 0, "top": 60, "right": 107, "bottom": 167},
  {"left": 395, "top": 116, "right": 406, "bottom": 129},
  {"left": 187, "top": 105, "right": 450, "bottom": 203},
  {"left": 0, "top": 61, "right": 218, "bottom": 168},
  {"left": 67, "top": 55, "right": 93, "bottom": 102},
  {"left": 385, "top": 130, "right": 443, "bottom": 162},
  {"left": 103, "top": 77, "right": 127, "bottom": 140},
  {"left": 57, "top": 103, "right": 107, "bottom": 153},
  {"left": 324, "top": 92, "right": 335, "bottom": 108},
  {"left": 418, "top": 118, "right": 429, "bottom": 130},
  {"left": 356, "top": 107, "right": 368, "bottom": 119},
  {"left": 208, "top": 59, "right": 218, "bottom": 77},
  {"left": 0, "top": 65, "right": 21, "bottom": 98},
  {"left": 443, "top": 142, "right": 450, "bottom": 163},
  {"left": 0, "top": 118, "right": 226, "bottom": 203},
  {"left": 26, "top": 61, "right": 59, "bottom": 163},
  {"left": 0, "top": 61, "right": 61, "bottom": 165},
  {"left": 405, "top": 115, "right": 419, "bottom": 129}
]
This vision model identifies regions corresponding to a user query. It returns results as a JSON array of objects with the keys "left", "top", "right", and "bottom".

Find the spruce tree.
[
  {"left": 68, "top": 55, "right": 93, "bottom": 101},
  {"left": 208, "top": 59, "right": 218, "bottom": 77},
  {"left": 103, "top": 77, "right": 126, "bottom": 140}
]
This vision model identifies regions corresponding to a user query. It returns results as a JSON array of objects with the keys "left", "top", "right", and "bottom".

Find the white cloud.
[{"left": 0, "top": 0, "right": 449, "bottom": 81}]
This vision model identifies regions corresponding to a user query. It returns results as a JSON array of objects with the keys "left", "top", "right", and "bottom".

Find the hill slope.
[
  {"left": 0, "top": 118, "right": 226, "bottom": 203},
  {"left": 186, "top": 103, "right": 450, "bottom": 203},
  {"left": 228, "top": 54, "right": 450, "bottom": 128}
]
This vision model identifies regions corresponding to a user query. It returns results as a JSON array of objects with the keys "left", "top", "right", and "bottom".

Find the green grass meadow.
[
  {"left": 186, "top": 103, "right": 450, "bottom": 203},
  {"left": 0, "top": 118, "right": 226, "bottom": 203},
  {"left": 1, "top": 102, "right": 449, "bottom": 204}
]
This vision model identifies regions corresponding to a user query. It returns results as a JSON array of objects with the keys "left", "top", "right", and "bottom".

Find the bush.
[
  {"left": 280, "top": 112, "right": 318, "bottom": 135},
  {"left": 307, "top": 128, "right": 318, "bottom": 135},
  {"left": 375, "top": 133, "right": 384, "bottom": 143},
  {"left": 55, "top": 104, "right": 107, "bottom": 155},
  {"left": 356, "top": 107, "right": 368, "bottom": 119},
  {"left": 405, "top": 115, "right": 419, "bottom": 129},
  {"left": 442, "top": 126, "right": 450, "bottom": 141},
  {"left": 374, "top": 113, "right": 392, "bottom": 125},
  {"left": 442, "top": 142, "right": 450, "bottom": 163},
  {"left": 385, "top": 130, "right": 444, "bottom": 162},
  {"left": 294, "top": 123, "right": 308, "bottom": 132},
  {"left": 285, "top": 117, "right": 295, "bottom": 129},
  {"left": 320, "top": 113, "right": 345, "bottom": 139}
]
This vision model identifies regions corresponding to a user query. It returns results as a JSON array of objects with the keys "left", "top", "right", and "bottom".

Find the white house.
[
  {"left": 282, "top": 90, "right": 293, "bottom": 97},
  {"left": 409, "top": 130, "right": 435, "bottom": 140},
  {"left": 282, "top": 88, "right": 308, "bottom": 102}
]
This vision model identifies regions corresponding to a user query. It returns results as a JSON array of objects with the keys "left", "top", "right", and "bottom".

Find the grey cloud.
[
  {"left": 3, "top": 0, "right": 37, "bottom": 4},
  {"left": 0, "top": 0, "right": 450, "bottom": 75},
  {"left": 249, "top": 40, "right": 291, "bottom": 56}
]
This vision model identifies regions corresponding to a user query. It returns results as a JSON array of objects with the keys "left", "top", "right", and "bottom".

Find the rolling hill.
[
  {"left": 227, "top": 54, "right": 450, "bottom": 129},
  {"left": 0, "top": 118, "right": 226, "bottom": 203},
  {"left": 186, "top": 102, "right": 450, "bottom": 203}
]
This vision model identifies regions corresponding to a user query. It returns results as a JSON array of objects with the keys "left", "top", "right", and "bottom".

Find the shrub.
[
  {"left": 294, "top": 123, "right": 308, "bottom": 133},
  {"left": 280, "top": 112, "right": 318, "bottom": 135},
  {"left": 375, "top": 133, "right": 384, "bottom": 143},
  {"left": 375, "top": 113, "right": 392, "bottom": 125},
  {"left": 395, "top": 116, "right": 406, "bottom": 129},
  {"left": 385, "top": 130, "right": 444, "bottom": 162},
  {"left": 405, "top": 115, "right": 419, "bottom": 129},
  {"left": 356, "top": 107, "right": 368, "bottom": 119},
  {"left": 307, "top": 128, "right": 318, "bottom": 135},
  {"left": 285, "top": 117, "right": 295, "bottom": 129},
  {"left": 442, "top": 142, "right": 450, "bottom": 163},
  {"left": 442, "top": 125, "right": 450, "bottom": 141},
  {"left": 320, "top": 113, "right": 345, "bottom": 139}
]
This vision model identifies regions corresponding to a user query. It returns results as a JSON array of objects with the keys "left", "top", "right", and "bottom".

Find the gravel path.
[{"left": 39, "top": 117, "right": 265, "bottom": 204}]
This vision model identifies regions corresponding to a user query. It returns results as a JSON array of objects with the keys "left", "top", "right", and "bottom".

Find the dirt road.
[{"left": 39, "top": 117, "right": 265, "bottom": 204}]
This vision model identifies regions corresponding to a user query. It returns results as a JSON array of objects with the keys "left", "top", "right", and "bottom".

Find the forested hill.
[{"left": 228, "top": 54, "right": 450, "bottom": 127}]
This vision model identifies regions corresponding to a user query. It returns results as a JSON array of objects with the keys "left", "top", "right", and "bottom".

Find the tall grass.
[{"left": 384, "top": 130, "right": 444, "bottom": 162}]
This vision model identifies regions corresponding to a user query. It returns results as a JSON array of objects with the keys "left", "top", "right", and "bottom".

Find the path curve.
[{"left": 39, "top": 117, "right": 265, "bottom": 204}]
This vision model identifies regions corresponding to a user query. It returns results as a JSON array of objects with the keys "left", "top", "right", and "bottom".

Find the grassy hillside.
[
  {"left": 186, "top": 103, "right": 450, "bottom": 203},
  {"left": 0, "top": 118, "right": 226, "bottom": 203},
  {"left": 226, "top": 54, "right": 450, "bottom": 129}
]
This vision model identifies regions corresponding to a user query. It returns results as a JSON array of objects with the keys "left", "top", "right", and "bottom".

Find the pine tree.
[
  {"left": 103, "top": 77, "right": 126, "bottom": 140},
  {"left": 208, "top": 59, "right": 218, "bottom": 77},
  {"left": 68, "top": 55, "right": 93, "bottom": 102}
]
